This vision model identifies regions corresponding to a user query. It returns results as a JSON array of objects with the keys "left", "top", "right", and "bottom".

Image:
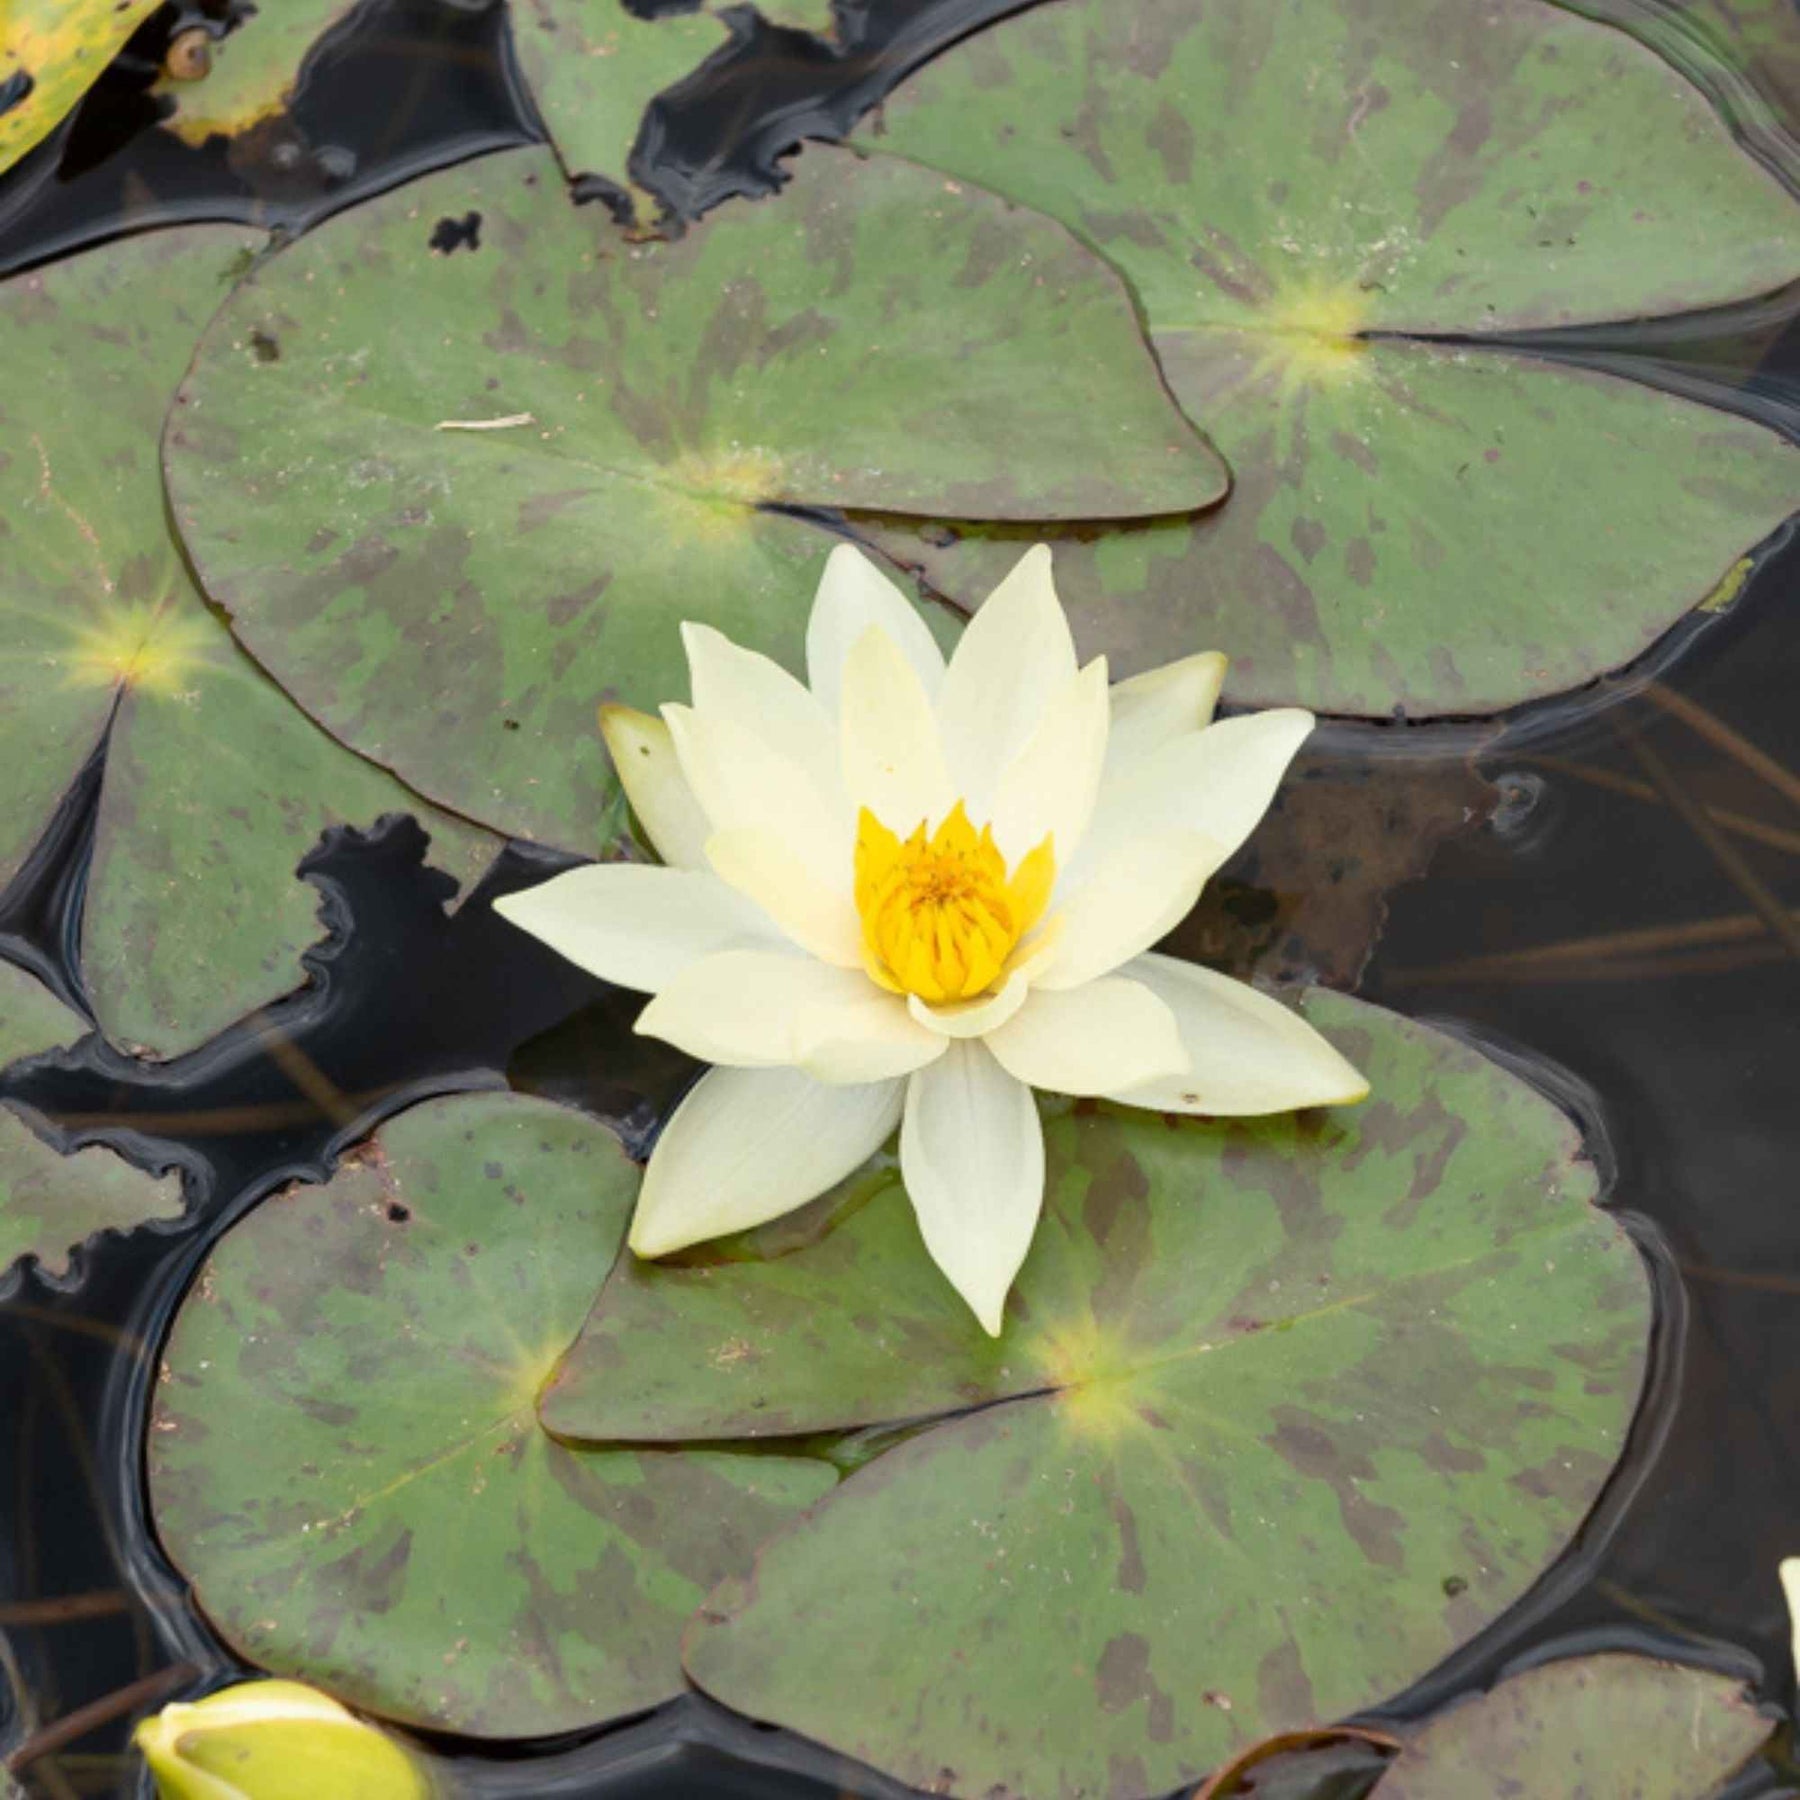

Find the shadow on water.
[{"left": 6, "top": 0, "right": 1800, "bottom": 1796}]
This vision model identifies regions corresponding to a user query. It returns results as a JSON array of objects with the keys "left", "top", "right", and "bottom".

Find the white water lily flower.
[{"left": 495, "top": 545, "right": 1368, "bottom": 1333}]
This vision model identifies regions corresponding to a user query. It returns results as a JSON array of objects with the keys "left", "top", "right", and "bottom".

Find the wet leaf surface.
[
  {"left": 1369, "top": 1654, "right": 1771, "bottom": 1799},
  {"left": 544, "top": 993, "right": 1650, "bottom": 1798},
  {"left": 0, "top": 0, "right": 161, "bottom": 175},
  {"left": 163, "top": 143, "right": 1227, "bottom": 851},
  {"left": 855, "top": 0, "right": 1800, "bottom": 717},
  {"left": 0, "top": 228, "right": 497, "bottom": 1056},
  {"left": 148, "top": 1091, "right": 837, "bottom": 1739}
]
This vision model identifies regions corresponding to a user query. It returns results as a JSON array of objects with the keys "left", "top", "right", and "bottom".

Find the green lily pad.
[
  {"left": 0, "top": 228, "right": 497, "bottom": 1057},
  {"left": 553, "top": 993, "right": 1651, "bottom": 1797},
  {"left": 147, "top": 1091, "right": 837, "bottom": 1740},
  {"left": 1369, "top": 1655, "right": 1770, "bottom": 1799},
  {"left": 0, "top": 962, "right": 184, "bottom": 1286},
  {"left": 853, "top": 0, "right": 1800, "bottom": 717},
  {"left": 0, "top": 0, "right": 162, "bottom": 175},
  {"left": 152, "top": 0, "right": 360, "bottom": 146},
  {"left": 163, "top": 145, "right": 1226, "bottom": 852}
]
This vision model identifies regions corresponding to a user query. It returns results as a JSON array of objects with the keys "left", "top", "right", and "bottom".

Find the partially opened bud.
[{"left": 135, "top": 1679, "right": 430, "bottom": 1800}]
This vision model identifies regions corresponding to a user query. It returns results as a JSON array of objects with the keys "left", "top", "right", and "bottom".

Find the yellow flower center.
[{"left": 854, "top": 802, "right": 1055, "bottom": 1005}]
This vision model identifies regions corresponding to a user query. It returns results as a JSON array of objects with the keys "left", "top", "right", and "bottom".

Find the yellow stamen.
[{"left": 854, "top": 802, "right": 1054, "bottom": 1005}]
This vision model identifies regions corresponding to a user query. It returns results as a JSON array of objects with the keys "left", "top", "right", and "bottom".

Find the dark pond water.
[{"left": 5, "top": 1, "right": 1800, "bottom": 1796}]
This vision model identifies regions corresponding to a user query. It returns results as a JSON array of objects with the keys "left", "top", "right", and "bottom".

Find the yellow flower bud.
[{"left": 134, "top": 1680, "right": 431, "bottom": 1800}]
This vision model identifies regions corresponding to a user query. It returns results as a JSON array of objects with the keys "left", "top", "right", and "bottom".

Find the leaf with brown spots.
[
  {"left": 540, "top": 993, "right": 1649, "bottom": 1797},
  {"left": 0, "top": 0, "right": 161, "bottom": 176},
  {"left": 147, "top": 1092, "right": 836, "bottom": 1739}
]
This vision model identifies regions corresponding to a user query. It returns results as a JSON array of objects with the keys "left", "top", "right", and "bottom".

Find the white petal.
[
  {"left": 807, "top": 543, "right": 946, "bottom": 719},
  {"left": 840, "top": 624, "right": 956, "bottom": 834},
  {"left": 491, "top": 864, "right": 778, "bottom": 992},
  {"left": 794, "top": 981, "right": 949, "bottom": 1085},
  {"left": 1102, "top": 954, "right": 1371, "bottom": 1115},
  {"left": 937, "top": 544, "right": 1077, "bottom": 815},
  {"left": 631, "top": 1066, "right": 904, "bottom": 1256},
  {"left": 599, "top": 706, "right": 711, "bottom": 870},
  {"left": 635, "top": 948, "right": 851, "bottom": 1069},
  {"left": 990, "top": 656, "right": 1110, "bottom": 866},
  {"left": 983, "top": 978, "right": 1186, "bottom": 1096},
  {"left": 907, "top": 970, "right": 1030, "bottom": 1039},
  {"left": 704, "top": 827, "right": 863, "bottom": 967},
  {"left": 681, "top": 622, "right": 839, "bottom": 794},
  {"left": 900, "top": 1042, "right": 1044, "bottom": 1335},
  {"left": 1783, "top": 1559, "right": 1800, "bottom": 1673},
  {"left": 664, "top": 702, "right": 852, "bottom": 889},
  {"left": 1034, "top": 832, "right": 1225, "bottom": 992},
  {"left": 1104, "top": 652, "right": 1227, "bottom": 776}
]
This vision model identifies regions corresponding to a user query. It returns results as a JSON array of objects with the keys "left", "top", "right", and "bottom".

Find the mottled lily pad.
[
  {"left": 544, "top": 992, "right": 1650, "bottom": 1797},
  {"left": 148, "top": 1091, "right": 836, "bottom": 1739},
  {"left": 152, "top": 0, "right": 360, "bottom": 146},
  {"left": 0, "top": 228, "right": 496, "bottom": 1056},
  {"left": 0, "top": 962, "right": 183, "bottom": 1286},
  {"left": 855, "top": 0, "right": 1800, "bottom": 717},
  {"left": 1370, "top": 1655, "right": 1771, "bottom": 1799},
  {"left": 163, "top": 144, "right": 1225, "bottom": 851},
  {"left": 0, "top": 0, "right": 161, "bottom": 175}
]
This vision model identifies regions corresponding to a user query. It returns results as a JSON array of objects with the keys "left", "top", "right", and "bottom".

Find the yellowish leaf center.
[
  {"left": 1255, "top": 276, "right": 1370, "bottom": 385},
  {"left": 854, "top": 802, "right": 1054, "bottom": 1005},
  {"left": 65, "top": 601, "right": 212, "bottom": 695}
]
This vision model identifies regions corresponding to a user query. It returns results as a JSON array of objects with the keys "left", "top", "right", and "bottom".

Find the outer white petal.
[
  {"left": 1034, "top": 832, "right": 1225, "bottom": 992},
  {"left": 807, "top": 543, "right": 946, "bottom": 718},
  {"left": 937, "top": 544, "right": 1077, "bottom": 814},
  {"left": 491, "top": 864, "right": 778, "bottom": 993},
  {"left": 990, "top": 656, "right": 1109, "bottom": 866},
  {"left": 1782, "top": 1560, "right": 1800, "bottom": 1676},
  {"left": 793, "top": 982, "right": 949, "bottom": 1085},
  {"left": 840, "top": 624, "right": 956, "bottom": 834},
  {"left": 900, "top": 1042, "right": 1044, "bottom": 1336},
  {"left": 907, "top": 970, "right": 1030, "bottom": 1039},
  {"left": 600, "top": 706, "right": 711, "bottom": 870},
  {"left": 664, "top": 702, "right": 852, "bottom": 889},
  {"left": 681, "top": 622, "right": 839, "bottom": 797},
  {"left": 631, "top": 1066, "right": 904, "bottom": 1256},
  {"left": 1104, "top": 652, "right": 1227, "bottom": 777},
  {"left": 634, "top": 948, "right": 854, "bottom": 1068},
  {"left": 983, "top": 978, "right": 1186, "bottom": 1096},
  {"left": 705, "top": 828, "right": 863, "bottom": 967},
  {"left": 1102, "top": 954, "right": 1371, "bottom": 1115}
]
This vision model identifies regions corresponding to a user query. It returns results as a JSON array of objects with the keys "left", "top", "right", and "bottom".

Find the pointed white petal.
[
  {"left": 1034, "top": 832, "right": 1224, "bottom": 992},
  {"left": 682, "top": 622, "right": 839, "bottom": 790},
  {"left": 634, "top": 948, "right": 847, "bottom": 1068},
  {"left": 990, "top": 656, "right": 1110, "bottom": 866},
  {"left": 631, "top": 1065, "right": 904, "bottom": 1256},
  {"left": 794, "top": 981, "right": 949, "bottom": 1085},
  {"left": 599, "top": 706, "right": 711, "bottom": 870},
  {"left": 807, "top": 543, "right": 946, "bottom": 719},
  {"left": 1782, "top": 1559, "right": 1800, "bottom": 1672},
  {"left": 907, "top": 970, "right": 1030, "bottom": 1039},
  {"left": 664, "top": 702, "right": 852, "bottom": 889},
  {"left": 491, "top": 864, "right": 778, "bottom": 992},
  {"left": 937, "top": 544, "right": 1077, "bottom": 814},
  {"left": 1104, "top": 652, "right": 1227, "bottom": 776},
  {"left": 840, "top": 624, "right": 956, "bottom": 834},
  {"left": 983, "top": 977, "right": 1186, "bottom": 1096},
  {"left": 900, "top": 1043, "right": 1044, "bottom": 1335},
  {"left": 1103, "top": 954, "right": 1371, "bottom": 1115},
  {"left": 704, "top": 827, "right": 863, "bottom": 968}
]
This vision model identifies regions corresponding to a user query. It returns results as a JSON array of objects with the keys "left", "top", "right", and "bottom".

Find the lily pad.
[
  {"left": 0, "top": 962, "right": 184, "bottom": 1286},
  {"left": 163, "top": 145, "right": 1226, "bottom": 852},
  {"left": 854, "top": 0, "right": 1800, "bottom": 717},
  {"left": 152, "top": 0, "right": 361, "bottom": 147},
  {"left": 1369, "top": 1655, "right": 1770, "bottom": 1799},
  {"left": 147, "top": 1091, "right": 837, "bottom": 1739},
  {"left": 544, "top": 992, "right": 1650, "bottom": 1797},
  {"left": 0, "top": 227, "right": 497, "bottom": 1056},
  {"left": 0, "top": 0, "right": 161, "bottom": 176}
]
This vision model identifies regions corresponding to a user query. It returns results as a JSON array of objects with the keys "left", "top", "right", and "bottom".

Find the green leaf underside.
[
  {"left": 153, "top": 0, "right": 361, "bottom": 146},
  {"left": 851, "top": 0, "right": 1800, "bottom": 717},
  {"left": 551, "top": 993, "right": 1650, "bottom": 1798},
  {"left": 0, "top": 229, "right": 497, "bottom": 1056},
  {"left": 1370, "top": 1655, "right": 1771, "bottom": 1799},
  {"left": 162, "top": 143, "right": 1226, "bottom": 851},
  {"left": 148, "top": 1093, "right": 836, "bottom": 1739},
  {"left": 0, "top": 0, "right": 163, "bottom": 176},
  {"left": 0, "top": 961, "right": 183, "bottom": 1284}
]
